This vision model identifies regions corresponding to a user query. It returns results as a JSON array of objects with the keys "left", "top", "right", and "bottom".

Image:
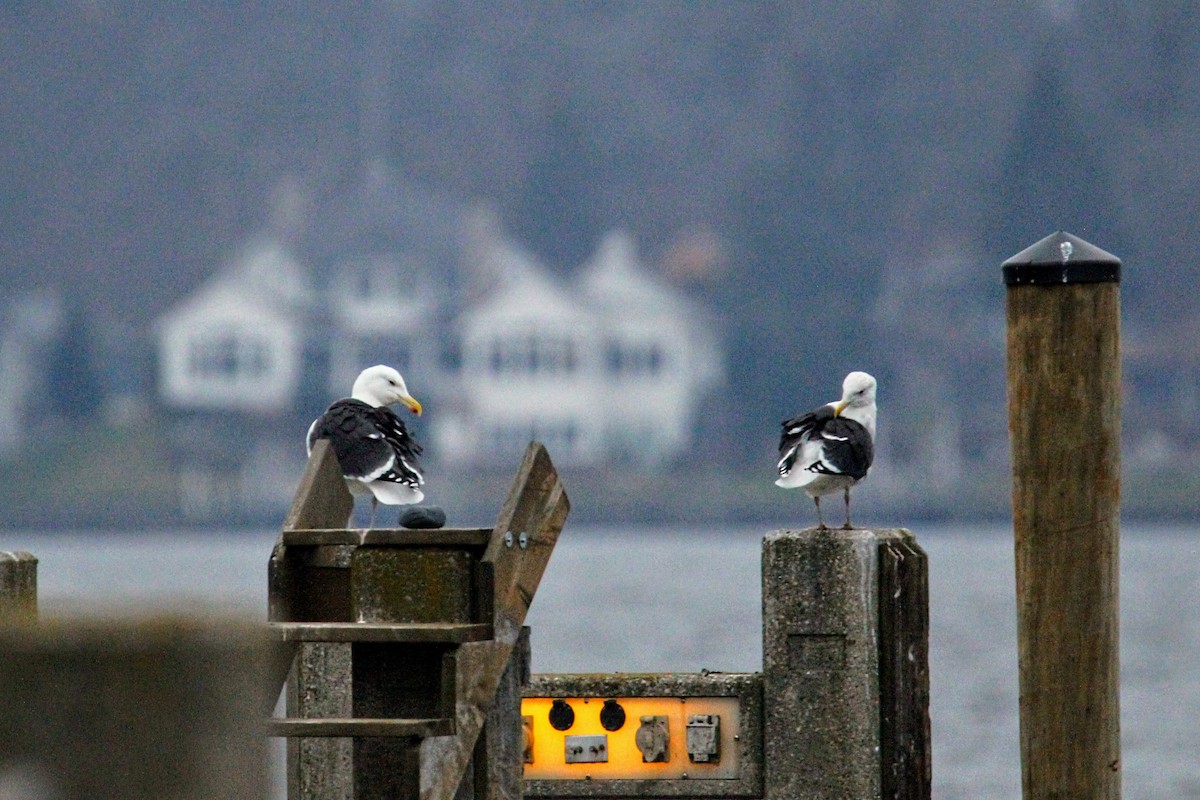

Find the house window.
[
  {"left": 344, "top": 257, "right": 398, "bottom": 303},
  {"left": 488, "top": 334, "right": 577, "bottom": 376},
  {"left": 607, "top": 340, "right": 665, "bottom": 376},
  {"left": 532, "top": 337, "right": 576, "bottom": 374},
  {"left": 188, "top": 335, "right": 237, "bottom": 377},
  {"left": 187, "top": 333, "right": 273, "bottom": 380},
  {"left": 243, "top": 339, "right": 270, "bottom": 375}
]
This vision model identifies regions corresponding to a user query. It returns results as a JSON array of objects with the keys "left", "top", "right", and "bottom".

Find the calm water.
[{"left": 6, "top": 524, "right": 1198, "bottom": 799}]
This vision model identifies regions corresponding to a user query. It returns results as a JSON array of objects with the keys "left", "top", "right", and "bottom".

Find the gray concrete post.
[
  {"left": 290, "top": 642, "right": 355, "bottom": 799},
  {"left": 762, "top": 527, "right": 930, "bottom": 800},
  {"left": 0, "top": 550, "right": 37, "bottom": 622},
  {"left": 0, "top": 617, "right": 270, "bottom": 800}
]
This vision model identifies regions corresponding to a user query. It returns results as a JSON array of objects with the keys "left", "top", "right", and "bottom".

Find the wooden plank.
[
  {"left": 268, "top": 718, "right": 454, "bottom": 738},
  {"left": 0, "top": 550, "right": 37, "bottom": 623},
  {"left": 283, "top": 528, "right": 492, "bottom": 548},
  {"left": 266, "top": 639, "right": 300, "bottom": 713},
  {"left": 284, "top": 438, "right": 354, "bottom": 532},
  {"left": 421, "top": 441, "right": 569, "bottom": 800},
  {"left": 485, "top": 442, "right": 571, "bottom": 628},
  {"left": 352, "top": 547, "right": 474, "bottom": 625},
  {"left": 290, "top": 641, "right": 353, "bottom": 799},
  {"left": 271, "top": 622, "right": 493, "bottom": 644},
  {"left": 272, "top": 444, "right": 357, "bottom": 797},
  {"left": 475, "top": 626, "right": 530, "bottom": 800},
  {"left": 877, "top": 532, "right": 932, "bottom": 799}
]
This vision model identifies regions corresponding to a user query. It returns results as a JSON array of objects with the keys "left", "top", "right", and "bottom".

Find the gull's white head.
[
  {"left": 835, "top": 371, "right": 877, "bottom": 415},
  {"left": 351, "top": 365, "right": 423, "bottom": 414}
]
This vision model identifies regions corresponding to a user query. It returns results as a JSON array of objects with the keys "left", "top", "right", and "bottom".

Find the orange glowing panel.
[{"left": 521, "top": 696, "right": 741, "bottom": 780}]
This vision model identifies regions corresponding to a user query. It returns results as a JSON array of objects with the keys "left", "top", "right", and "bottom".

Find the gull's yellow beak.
[
  {"left": 834, "top": 400, "right": 847, "bottom": 417},
  {"left": 402, "top": 395, "right": 423, "bottom": 416}
]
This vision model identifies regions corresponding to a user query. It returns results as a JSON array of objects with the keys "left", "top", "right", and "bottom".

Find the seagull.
[
  {"left": 775, "top": 371, "right": 876, "bottom": 530},
  {"left": 307, "top": 365, "right": 425, "bottom": 528}
]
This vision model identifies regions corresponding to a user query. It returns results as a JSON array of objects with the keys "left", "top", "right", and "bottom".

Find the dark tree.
[{"left": 47, "top": 301, "right": 104, "bottom": 420}]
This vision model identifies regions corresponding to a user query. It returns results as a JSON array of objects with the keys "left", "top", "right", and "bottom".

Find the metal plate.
[{"left": 564, "top": 734, "right": 609, "bottom": 764}]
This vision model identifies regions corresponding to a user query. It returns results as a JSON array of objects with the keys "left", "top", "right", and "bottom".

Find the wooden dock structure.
[{"left": 268, "top": 438, "right": 568, "bottom": 799}]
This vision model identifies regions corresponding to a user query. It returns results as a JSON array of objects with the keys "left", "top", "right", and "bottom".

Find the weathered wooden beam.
[
  {"left": 877, "top": 533, "right": 932, "bottom": 798},
  {"left": 284, "top": 438, "right": 354, "bottom": 532},
  {"left": 283, "top": 528, "right": 492, "bottom": 548},
  {"left": 420, "top": 441, "right": 570, "bottom": 800},
  {"left": 1004, "top": 232, "right": 1122, "bottom": 800},
  {"left": 287, "top": 637, "right": 354, "bottom": 799},
  {"left": 476, "top": 625, "right": 531, "bottom": 800},
  {"left": 270, "top": 622, "right": 494, "bottom": 644},
  {"left": 352, "top": 546, "right": 475, "bottom": 625},
  {"left": 269, "top": 718, "right": 454, "bottom": 738},
  {"left": 485, "top": 442, "right": 571, "bottom": 631},
  {"left": 0, "top": 549, "right": 37, "bottom": 622},
  {"left": 274, "top": 441, "right": 356, "bottom": 799}
]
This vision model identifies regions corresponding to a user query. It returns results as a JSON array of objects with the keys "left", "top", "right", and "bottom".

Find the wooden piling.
[
  {"left": 0, "top": 550, "right": 37, "bottom": 622},
  {"left": 1003, "top": 231, "right": 1121, "bottom": 800}
]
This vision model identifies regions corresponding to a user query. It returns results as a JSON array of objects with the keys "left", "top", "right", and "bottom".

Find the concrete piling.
[{"left": 762, "top": 527, "right": 930, "bottom": 800}]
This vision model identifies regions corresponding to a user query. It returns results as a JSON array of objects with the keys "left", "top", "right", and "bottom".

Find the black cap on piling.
[{"left": 1002, "top": 231, "right": 1121, "bottom": 285}]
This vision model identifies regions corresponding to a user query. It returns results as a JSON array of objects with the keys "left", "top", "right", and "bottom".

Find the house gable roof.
[
  {"left": 460, "top": 212, "right": 594, "bottom": 333},
  {"left": 157, "top": 235, "right": 314, "bottom": 329}
]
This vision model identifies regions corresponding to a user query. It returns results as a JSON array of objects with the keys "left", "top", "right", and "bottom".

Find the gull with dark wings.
[
  {"left": 775, "top": 371, "right": 876, "bottom": 530},
  {"left": 307, "top": 365, "right": 425, "bottom": 528}
]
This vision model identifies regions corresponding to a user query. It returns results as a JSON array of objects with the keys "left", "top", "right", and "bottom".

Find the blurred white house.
[
  {"left": 435, "top": 217, "right": 723, "bottom": 467},
  {"left": 154, "top": 202, "right": 725, "bottom": 501},
  {"left": 157, "top": 236, "right": 313, "bottom": 413}
]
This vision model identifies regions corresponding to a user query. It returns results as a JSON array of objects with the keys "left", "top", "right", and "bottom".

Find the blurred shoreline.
[{"left": 2, "top": 455, "right": 1198, "bottom": 531}]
